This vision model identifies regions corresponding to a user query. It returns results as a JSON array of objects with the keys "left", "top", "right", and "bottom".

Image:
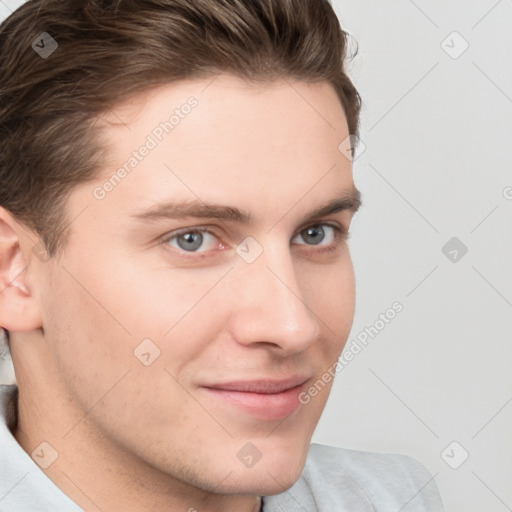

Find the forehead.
[{"left": 82, "top": 75, "right": 354, "bottom": 223}]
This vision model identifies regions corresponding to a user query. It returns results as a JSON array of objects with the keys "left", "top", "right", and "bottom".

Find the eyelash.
[{"left": 160, "top": 222, "right": 348, "bottom": 259}]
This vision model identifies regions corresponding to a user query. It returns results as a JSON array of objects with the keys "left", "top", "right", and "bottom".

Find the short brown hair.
[{"left": 0, "top": 0, "right": 361, "bottom": 257}]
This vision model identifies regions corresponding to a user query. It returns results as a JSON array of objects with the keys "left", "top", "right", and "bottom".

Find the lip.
[{"left": 200, "top": 376, "right": 310, "bottom": 421}]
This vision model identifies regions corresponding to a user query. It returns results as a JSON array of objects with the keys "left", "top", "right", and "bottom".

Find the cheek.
[
  {"left": 303, "top": 258, "right": 356, "bottom": 372},
  {"left": 301, "top": 254, "right": 355, "bottom": 328},
  {"left": 97, "top": 253, "right": 230, "bottom": 335},
  {"left": 47, "top": 257, "right": 227, "bottom": 377}
]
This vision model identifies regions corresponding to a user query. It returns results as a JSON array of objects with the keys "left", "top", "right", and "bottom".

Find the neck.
[{"left": 14, "top": 381, "right": 263, "bottom": 512}]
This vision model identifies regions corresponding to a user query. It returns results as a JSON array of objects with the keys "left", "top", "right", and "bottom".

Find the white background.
[
  {"left": 314, "top": 1, "right": 512, "bottom": 511},
  {"left": 1, "top": 1, "right": 511, "bottom": 511}
]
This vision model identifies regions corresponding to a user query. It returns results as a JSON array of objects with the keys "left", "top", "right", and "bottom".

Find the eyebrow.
[{"left": 130, "top": 187, "right": 361, "bottom": 225}]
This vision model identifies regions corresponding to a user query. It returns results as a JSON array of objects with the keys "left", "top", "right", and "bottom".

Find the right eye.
[{"left": 161, "top": 227, "right": 224, "bottom": 254}]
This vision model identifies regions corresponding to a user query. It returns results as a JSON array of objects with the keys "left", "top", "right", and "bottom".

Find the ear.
[{"left": 0, "top": 207, "right": 42, "bottom": 332}]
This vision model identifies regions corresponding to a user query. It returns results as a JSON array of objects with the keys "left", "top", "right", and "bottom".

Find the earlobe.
[{"left": 0, "top": 207, "right": 43, "bottom": 332}]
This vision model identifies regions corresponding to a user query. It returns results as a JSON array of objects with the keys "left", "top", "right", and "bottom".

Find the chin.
[{"left": 210, "top": 437, "right": 310, "bottom": 496}]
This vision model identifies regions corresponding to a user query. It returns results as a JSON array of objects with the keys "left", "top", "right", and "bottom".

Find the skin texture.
[{"left": 0, "top": 75, "right": 358, "bottom": 512}]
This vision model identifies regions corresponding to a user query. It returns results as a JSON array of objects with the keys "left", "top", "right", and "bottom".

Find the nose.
[{"left": 227, "top": 241, "right": 322, "bottom": 355}]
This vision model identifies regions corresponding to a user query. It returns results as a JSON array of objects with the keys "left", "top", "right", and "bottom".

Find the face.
[{"left": 26, "top": 75, "right": 358, "bottom": 496}]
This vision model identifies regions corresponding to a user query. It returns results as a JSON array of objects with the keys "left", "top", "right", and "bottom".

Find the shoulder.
[
  {"left": 304, "top": 443, "right": 444, "bottom": 511},
  {"left": 0, "top": 384, "right": 83, "bottom": 512},
  {"left": 263, "top": 443, "right": 444, "bottom": 512}
]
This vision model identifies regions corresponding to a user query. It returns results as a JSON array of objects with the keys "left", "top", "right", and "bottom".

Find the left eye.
[
  {"left": 163, "top": 224, "right": 342, "bottom": 254},
  {"left": 291, "top": 224, "right": 339, "bottom": 246}
]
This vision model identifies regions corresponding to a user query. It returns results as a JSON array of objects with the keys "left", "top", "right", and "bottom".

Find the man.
[{"left": 0, "top": 0, "right": 444, "bottom": 510}]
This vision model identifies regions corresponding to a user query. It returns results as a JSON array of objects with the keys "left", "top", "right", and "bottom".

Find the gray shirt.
[{"left": 0, "top": 383, "right": 444, "bottom": 511}]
